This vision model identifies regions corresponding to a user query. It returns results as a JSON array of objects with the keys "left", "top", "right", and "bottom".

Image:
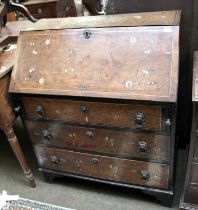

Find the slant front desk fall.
[{"left": 9, "top": 11, "right": 180, "bottom": 206}]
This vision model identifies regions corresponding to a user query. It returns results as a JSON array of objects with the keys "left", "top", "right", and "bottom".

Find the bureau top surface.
[
  {"left": 9, "top": 11, "right": 180, "bottom": 102},
  {"left": 193, "top": 52, "right": 198, "bottom": 101},
  {"left": 19, "top": 10, "right": 180, "bottom": 31}
]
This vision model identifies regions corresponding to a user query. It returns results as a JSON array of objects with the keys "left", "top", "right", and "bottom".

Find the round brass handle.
[
  {"left": 134, "top": 112, "right": 145, "bottom": 127},
  {"left": 35, "top": 105, "right": 45, "bottom": 118},
  {"left": 80, "top": 106, "right": 89, "bottom": 113},
  {"left": 37, "top": 8, "right": 42, "bottom": 14},
  {"left": 137, "top": 140, "right": 148, "bottom": 153},
  {"left": 64, "top": 6, "right": 70, "bottom": 14},
  {"left": 14, "top": 106, "right": 21, "bottom": 113},
  {"left": 165, "top": 119, "right": 171, "bottom": 127},
  {"left": 91, "top": 158, "right": 99, "bottom": 164},
  {"left": 50, "top": 156, "right": 60, "bottom": 165},
  {"left": 42, "top": 130, "right": 53, "bottom": 141},
  {"left": 86, "top": 130, "right": 94, "bottom": 138},
  {"left": 140, "top": 170, "right": 150, "bottom": 180}
]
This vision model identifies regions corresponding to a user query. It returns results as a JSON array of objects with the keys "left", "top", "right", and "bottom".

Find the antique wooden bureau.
[
  {"left": 180, "top": 52, "right": 198, "bottom": 209},
  {"left": 9, "top": 11, "right": 180, "bottom": 206}
]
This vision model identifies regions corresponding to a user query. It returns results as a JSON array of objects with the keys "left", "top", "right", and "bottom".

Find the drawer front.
[
  {"left": 26, "top": 3, "right": 57, "bottom": 19},
  {"left": 26, "top": 121, "right": 170, "bottom": 161},
  {"left": 194, "top": 137, "right": 198, "bottom": 158},
  {"left": 190, "top": 163, "right": 198, "bottom": 185},
  {"left": 57, "top": 0, "right": 77, "bottom": 17},
  {"left": 22, "top": 98, "right": 166, "bottom": 131},
  {"left": 34, "top": 146, "right": 169, "bottom": 189},
  {"left": 184, "top": 186, "right": 198, "bottom": 205}
]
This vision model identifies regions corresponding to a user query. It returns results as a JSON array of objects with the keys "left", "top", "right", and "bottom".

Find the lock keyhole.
[{"left": 83, "top": 29, "right": 92, "bottom": 39}]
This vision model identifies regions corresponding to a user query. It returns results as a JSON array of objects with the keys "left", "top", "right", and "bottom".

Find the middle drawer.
[{"left": 26, "top": 121, "right": 170, "bottom": 161}]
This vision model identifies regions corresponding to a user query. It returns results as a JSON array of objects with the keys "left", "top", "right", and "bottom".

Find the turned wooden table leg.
[{"left": 4, "top": 127, "right": 36, "bottom": 188}]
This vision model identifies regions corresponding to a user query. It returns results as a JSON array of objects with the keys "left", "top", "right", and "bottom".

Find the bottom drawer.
[
  {"left": 184, "top": 186, "right": 198, "bottom": 205},
  {"left": 34, "top": 146, "right": 169, "bottom": 189},
  {"left": 190, "top": 163, "right": 198, "bottom": 185}
]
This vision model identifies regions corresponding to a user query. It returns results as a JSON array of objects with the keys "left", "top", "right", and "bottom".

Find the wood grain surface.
[
  {"left": 26, "top": 121, "right": 170, "bottom": 161},
  {"left": 34, "top": 146, "right": 170, "bottom": 189},
  {"left": 22, "top": 97, "right": 163, "bottom": 130},
  {"left": 10, "top": 25, "right": 179, "bottom": 102}
]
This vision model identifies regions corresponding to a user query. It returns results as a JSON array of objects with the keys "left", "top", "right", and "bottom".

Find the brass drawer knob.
[
  {"left": 37, "top": 8, "right": 42, "bottom": 14},
  {"left": 80, "top": 106, "right": 89, "bottom": 113},
  {"left": 140, "top": 170, "right": 150, "bottom": 180},
  {"left": 165, "top": 119, "right": 171, "bottom": 127},
  {"left": 64, "top": 6, "right": 70, "bottom": 14},
  {"left": 137, "top": 140, "right": 148, "bottom": 153},
  {"left": 134, "top": 112, "right": 145, "bottom": 127},
  {"left": 14, "top": 106, "right": 21, "bottom": 113},
  {"left": 42, "top": 130, "right": 53, "bottom": 140},
  {"left": 50, "top": 156, "right": 60, "bottom": 165},
  {"left": 91, "top": 158, "right": 99, "bottom": 164},
  {"left": 86, "top": 130, "right": 94, "bottom": 138},
  {"left": 35, "top": 105, "right": 45, "bottom": 118}
]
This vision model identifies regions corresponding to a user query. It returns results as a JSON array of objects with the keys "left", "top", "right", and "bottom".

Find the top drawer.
[{"left": 22, "top": 97, "right": 170, "bottom": 131}]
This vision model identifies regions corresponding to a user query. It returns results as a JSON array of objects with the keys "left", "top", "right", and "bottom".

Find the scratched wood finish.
[
  {"left": 8, "top": 12, "right": 179, "bottom": 205},
  {"left": 23, "top": 97, "right": 163, "bottom": 130},
  {"left": 26, "top": 121, "right": 170, "bottom": 161},
  {"left": 34, "top": 146, "right": 169, "bottom": 189},
  {"left": 10, "top": 27, "right": 179, "bottom": 102}
]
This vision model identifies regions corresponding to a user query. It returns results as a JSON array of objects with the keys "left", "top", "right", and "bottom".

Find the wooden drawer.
[
  {"left": 34, "top": 146, "right": 170, "bottom": 189},
  {"left": 194, "top": 137, "right": 198, "bottom": 158},
  {"left": 184, "top": 186, "right": 198, "bottom": 205},
  {"left": 26, "top": 121, "right": 170, "bottom": 161},
  {"left": 22, "top": 97, "right": 169, "bottom": 131},
  {"left": 25, "top": 2, "right": 57, "bottom": 19},
  {"left": 190, "top": 163, "right": 198, "bottom": 185},
  {"left": 57, "top": 0, "right": 77, "bottom": 17}
]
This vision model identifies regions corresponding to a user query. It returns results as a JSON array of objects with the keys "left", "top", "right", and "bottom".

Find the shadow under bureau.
[{"left": 9, "top": 11, "right": 180, "bottom": 206}]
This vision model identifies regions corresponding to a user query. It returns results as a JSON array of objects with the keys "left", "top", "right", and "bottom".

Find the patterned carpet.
[{"left": 2, "top": 198, "right": 74, "bottom": 210}]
